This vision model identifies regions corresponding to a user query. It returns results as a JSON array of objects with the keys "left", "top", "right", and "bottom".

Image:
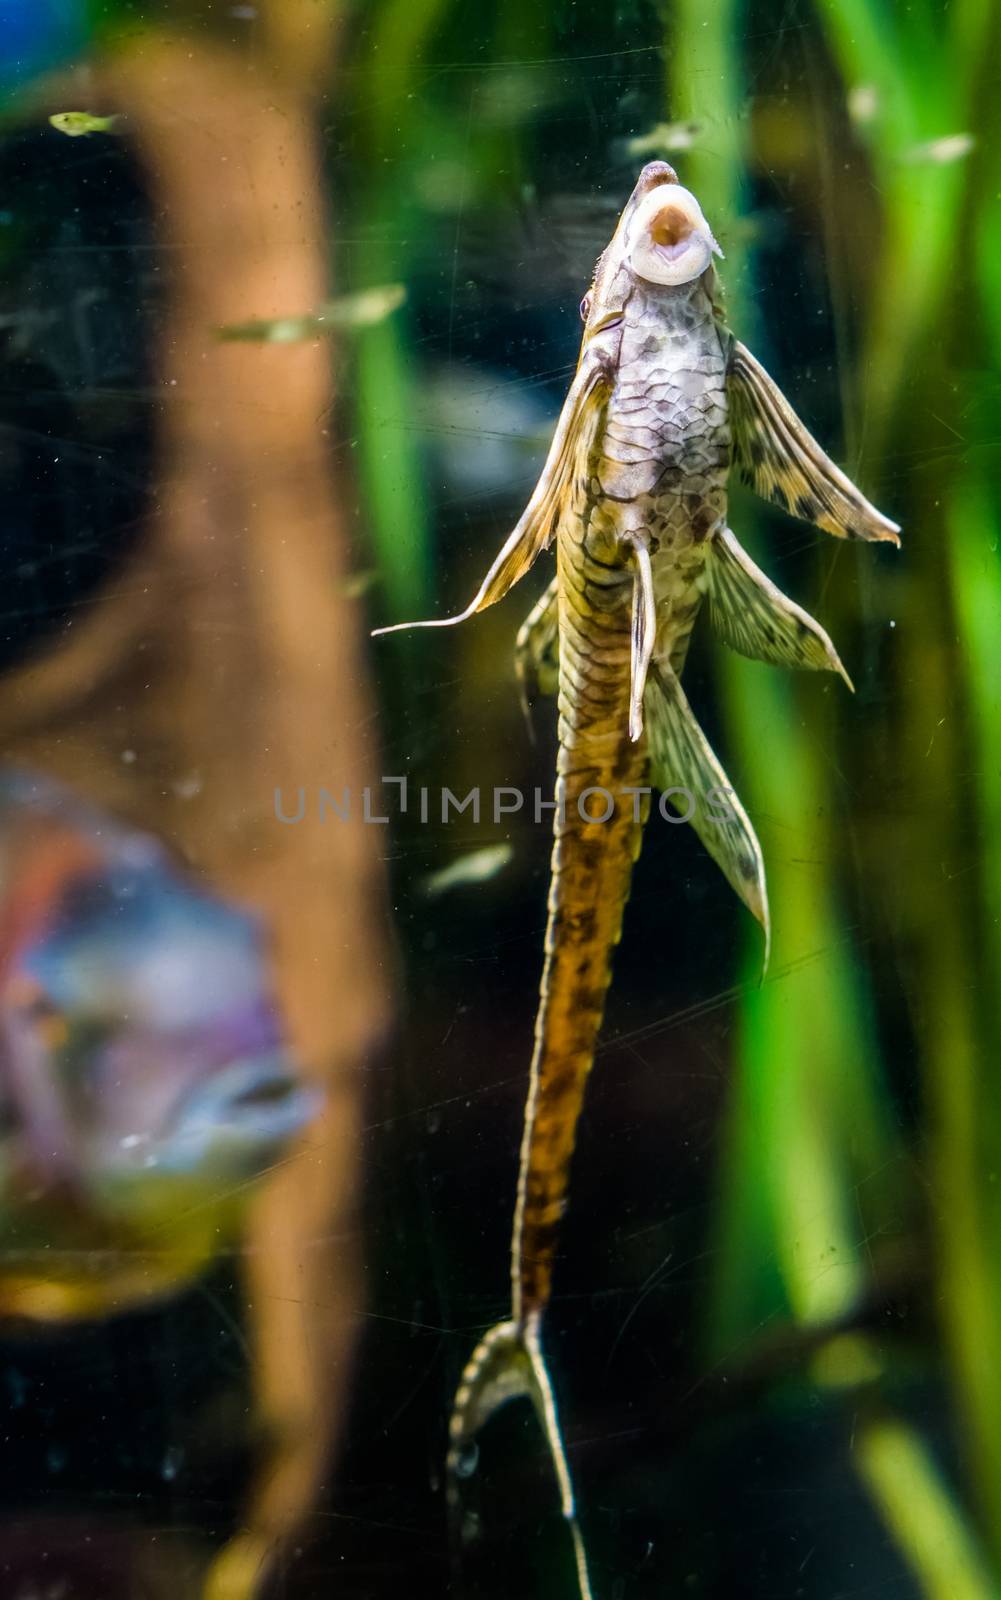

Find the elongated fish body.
[
  {"left": 515, "top": 279, "right": 727, "bottom": 1322},
  {"left": 375, "top": 162, "right": 899, "bottom": 1597}
]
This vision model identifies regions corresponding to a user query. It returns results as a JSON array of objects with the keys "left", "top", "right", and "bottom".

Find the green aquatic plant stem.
[
  {"left": 722, "top": 664, "right": 874, "bottom": 1328},
  {"left": 353, "top": 0, "right": 547, "bottom": 627},
  {"left": 855, "top": 1412, "right": 999, "bottom": 1600},
  {"left": 939, "top": 407, "right": 1001, "bottom": 1561},
  {"left": 813, "top": 0, "right": 990, "bottom": 448},
  {"left": 666, "top": 5, "right": 1000, "bottom": 1595},
  {"left": 352, "top": 0, "right": 456, "bottom": 624},
  {"left": 923, "top": 876, "right": 1001, "bottom": 1562},
  {"left": 355, "top": 316, "right": 432, "bottom": 622},
  {"left": 815, "top": 0, "right": 1001, "bottom": 1566}
]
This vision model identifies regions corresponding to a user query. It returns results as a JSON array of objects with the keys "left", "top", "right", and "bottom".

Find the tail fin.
[{"left": 448, "top": 1316, "right": 595, "bottom": 1600}]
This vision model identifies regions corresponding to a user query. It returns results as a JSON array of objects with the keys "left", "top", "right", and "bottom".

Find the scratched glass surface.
[{"left": 0, "top": 3, "right": 998, "bottom": 1598}]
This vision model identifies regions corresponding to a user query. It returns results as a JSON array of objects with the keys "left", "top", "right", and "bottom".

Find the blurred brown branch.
[{"left": 0, "top": 6, "right": 391, "bottom": 1597}]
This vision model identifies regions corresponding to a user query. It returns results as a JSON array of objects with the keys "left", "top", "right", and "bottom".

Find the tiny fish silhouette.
[
  {"left": 217, "top": 284, "right": 406, "bottom": 342},
  {"left": 618, "top": 118, "right": 706, "bottom": 158},
  {"left": 421, "top": 843, "right": 514, "bottom": 899},
  {"left": 375, "top": 162, "right": 899, "bottom": 1598},
  {"left": 48, "top": 112, "right": 121, "bottom": 138}
]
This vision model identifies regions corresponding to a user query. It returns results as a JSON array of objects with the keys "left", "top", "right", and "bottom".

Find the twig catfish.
[{"left": 375, "top": 161, "right": 899, "bottom": 1593}]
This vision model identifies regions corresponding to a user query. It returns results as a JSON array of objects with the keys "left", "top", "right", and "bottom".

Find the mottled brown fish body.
[
  {"left": 513, "top": 540, "right": 647, "bottom": 1320},
  {"left": 514, "top": 278, "right": 729, "bottom": 1322}
]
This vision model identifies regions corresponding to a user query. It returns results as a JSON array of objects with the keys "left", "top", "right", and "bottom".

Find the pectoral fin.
[
  {"left": 627, "top": 537, "right": 656, "bottom": 741},
  {"left": 726, "top": 338, "right": 900, "bottom": 546},
  {"left": 706, "top": 525, "right": 853, "bottom": 689},
  {"left": 374, "top": 357, "right": 610, "bottom": 636},
  {"left": 644, "top": 661, "right": 769, "bottom": 959}
]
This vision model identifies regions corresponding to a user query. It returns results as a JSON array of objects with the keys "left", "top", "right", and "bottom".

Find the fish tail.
[
  {"left": 448, "top": 1314, "right": 595, "bottom": 1600},
  {"left": 448, "top": 1320, "right": 534, "bottom": 1462}
]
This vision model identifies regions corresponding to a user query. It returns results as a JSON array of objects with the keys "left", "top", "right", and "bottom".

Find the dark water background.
[{"left": 0, "top": 2, "right": 999, "bottom": 1597}]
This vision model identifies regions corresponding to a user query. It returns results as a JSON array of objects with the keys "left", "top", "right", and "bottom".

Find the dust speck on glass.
[{"left": 0, "top": 3, "right": 996, "bottom": 1599}]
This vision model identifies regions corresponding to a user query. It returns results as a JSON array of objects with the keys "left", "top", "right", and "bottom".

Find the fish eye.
[
  {"left": 232, "top": 1075, "right": 298, "bottom": 1111},
  {"left": 23, "top": 992, "right": 70, "bottom": 1053},
  {"left": 579, "top": 293, "right": 591, "bottom": 322}
]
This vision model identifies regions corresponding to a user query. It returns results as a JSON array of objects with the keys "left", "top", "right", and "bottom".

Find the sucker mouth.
[
  {"left": 649, "top": 204, "right": 694, "bottom": 251},
  {"left": 626, "top": 179, "right": 721, "bottom": 286},
  {"left": 654, "top": 239, "right": 694, "bottom": 263}
]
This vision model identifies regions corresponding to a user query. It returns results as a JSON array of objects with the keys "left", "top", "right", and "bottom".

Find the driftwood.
[{"left": 2, "top": 9, "right": 391, "bottom": 1597}]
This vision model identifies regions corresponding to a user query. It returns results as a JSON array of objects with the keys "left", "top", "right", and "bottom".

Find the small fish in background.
[
  {"left": 846, "top": 89, "right": 974, "bottom": 167},
  {"left": 900, "top": 132, "right": 975, "bottom": 165},
  {"left": 217, "top": 283, "right": 406, "bottom": 342},
  {"left": 617, "top": 119, "right": 706, "bottom": 159},
  {"left": 0, "top": 769, "right": 318, "bottom": 1323},
  {"left": 48, "top": 112, "right": 121, "bottom": 138},
  {"left": 421, "top": 843, "right": 514, "bottom": 899}
]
